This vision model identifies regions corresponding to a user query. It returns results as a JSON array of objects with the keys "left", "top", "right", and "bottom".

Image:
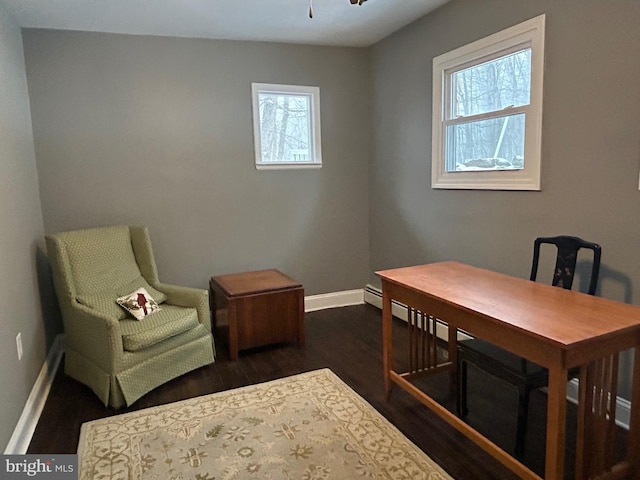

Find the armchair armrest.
[
  {"left": 66, "top": 302, "right": 124, "bottom": 372},
  {"left": 155, "top": 283, "right": 211, "bottom": 331}
]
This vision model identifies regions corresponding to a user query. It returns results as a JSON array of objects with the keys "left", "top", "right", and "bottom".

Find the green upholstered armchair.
[{"left": 46, "top": 225, "right": 215, "bottom": 408}]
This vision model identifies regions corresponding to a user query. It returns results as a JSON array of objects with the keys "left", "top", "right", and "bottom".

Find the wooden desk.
[{"left": 377, "top": 261, "right": 640, "bottom": 480}]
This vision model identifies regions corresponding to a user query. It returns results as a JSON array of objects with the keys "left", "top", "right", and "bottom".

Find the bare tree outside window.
[
  {"left": 258, "top": 93, "right": 311, "bottom": 163},
  {"left": 446, "top": 49, "right": 531, "bottom": 172},
  {"left": 252, "top": 83, "right": 322, "bottom": 170}
]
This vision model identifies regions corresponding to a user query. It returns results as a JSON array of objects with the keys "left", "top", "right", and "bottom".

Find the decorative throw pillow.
[{"left": 117, "top": 287, "right": 161, "bottom": 320}]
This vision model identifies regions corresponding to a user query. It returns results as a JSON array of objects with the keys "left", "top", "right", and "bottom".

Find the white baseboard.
[
  {"left": 304, "top": 289, "right": 364, "bottom": 312},
  {"left": 4, "top": 334, "right": 65, "bottom": 454},
  {"left": 364, "top": 284, "right": 631, "bottom": 430}
]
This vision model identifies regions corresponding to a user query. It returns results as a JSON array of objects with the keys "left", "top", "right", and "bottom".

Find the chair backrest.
[
  {"left": 529, "top": 235, "right": 601, "bottom": 295},
  {"left": 47, "top": 225, "right": 165, "bottom": 325},
  {"left": 48, "top": 225, "right": 142, "bottom": 297}
]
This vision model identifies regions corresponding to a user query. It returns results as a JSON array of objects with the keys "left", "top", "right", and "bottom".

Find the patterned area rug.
[{"left": 78, "top": 369, "right": 452, "bottom": 479}]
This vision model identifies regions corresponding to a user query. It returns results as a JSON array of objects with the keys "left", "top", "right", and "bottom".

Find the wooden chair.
[{"left": 456, "top": 235, "right": 602, "bottom": 456}]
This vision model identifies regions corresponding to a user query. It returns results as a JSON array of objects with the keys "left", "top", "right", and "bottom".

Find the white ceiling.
[{"left": 2, "top": 0, "right": 448, "bottom": 47}]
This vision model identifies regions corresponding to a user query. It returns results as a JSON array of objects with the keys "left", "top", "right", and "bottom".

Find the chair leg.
[
  {"left": 457, "top": 360, "right": 469, "bottom": 417},
  {"left": 515, "top": 387, "right": 530, "bottom": 457}
]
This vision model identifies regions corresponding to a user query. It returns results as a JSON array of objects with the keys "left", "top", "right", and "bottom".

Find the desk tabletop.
[{"left": 377, "top": 261, "right": 640, "bottom": 349}]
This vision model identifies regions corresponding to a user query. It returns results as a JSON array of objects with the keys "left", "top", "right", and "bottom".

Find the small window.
[
  {"left": 431, "top": 15, "right": 545, "bottom": 190},
  {"left": 251, "top": 83, "right": 322, "bottom": 170}
]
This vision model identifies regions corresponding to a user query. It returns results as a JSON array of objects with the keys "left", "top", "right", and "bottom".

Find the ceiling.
[{"left": 2, "top": 0, "right": 448, "bottom": 47}]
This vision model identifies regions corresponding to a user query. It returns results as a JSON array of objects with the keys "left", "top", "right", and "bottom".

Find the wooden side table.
[{"left": 209, "top": 269, "right": 305, "bottom": 360}]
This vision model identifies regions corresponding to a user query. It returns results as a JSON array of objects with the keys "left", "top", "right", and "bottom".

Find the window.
[
  {"left": 431, "top": 15, "right": 545, "bottom": 190},
  {"left": 251, "top": 83, "right": 322, "bottom": 170}
]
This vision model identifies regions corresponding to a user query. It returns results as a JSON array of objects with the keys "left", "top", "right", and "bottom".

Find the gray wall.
[
  {"left": 0, "top": 2, "right": 47, "bottom": 450},
  {"left": 370, "top": 0, "right": 640, "bottom": 399},
  {"left": 22, "top": 30, "right": 371, "bottom": 295}
]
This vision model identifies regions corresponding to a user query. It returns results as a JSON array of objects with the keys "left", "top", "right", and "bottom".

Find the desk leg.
[
  {"left": 382, "top": 285, "right": 393, "bottom": 400},
  {"left": 448, "top": 323, "right": 458, "bottom": 394},
  {"left": 628, "top": 346, "right": 640, "bottom": 480},
  {"left": 545, "top": 365, "right": 567, "bottom": 480}
]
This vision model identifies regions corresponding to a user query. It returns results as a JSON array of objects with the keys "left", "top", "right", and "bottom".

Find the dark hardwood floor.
[{"left": 27, "top": 304, "right": 627, "bottom": 479}]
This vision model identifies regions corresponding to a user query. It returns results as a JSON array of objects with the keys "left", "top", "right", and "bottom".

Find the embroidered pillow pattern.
[{"left": 117, "top": 287, "right": 161, "bottom": 320}]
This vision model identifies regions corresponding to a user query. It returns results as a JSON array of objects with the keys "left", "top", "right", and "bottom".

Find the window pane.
[
  {"left": 452, "top": 49, "right": 531, "bottom": 118},
  {"left": 258, "top": 92, "right": 312, "bottom": 163},
  {"left": 445, "top": 113, "right": 525, "bottom": 172}
]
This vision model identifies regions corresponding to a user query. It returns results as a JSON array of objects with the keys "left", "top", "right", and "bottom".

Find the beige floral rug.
[{"left": 78, "top": 369, "right": 452, "bottom": 479}]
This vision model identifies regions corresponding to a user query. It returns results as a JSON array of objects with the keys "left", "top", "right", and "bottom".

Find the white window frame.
[
  {"left": 251, "top": 83, "right": 322, "bottom": 170},
  {"left": 431, "top": 14, "right": 545, "bottom": 190}
]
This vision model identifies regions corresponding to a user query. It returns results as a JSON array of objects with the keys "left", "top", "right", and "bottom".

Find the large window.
[
  {"left": 251, "top": 83, "right": 322, "bottom": 170},
  {"left": 431, "top": 15, "right": 545, "bottom": 190}
]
